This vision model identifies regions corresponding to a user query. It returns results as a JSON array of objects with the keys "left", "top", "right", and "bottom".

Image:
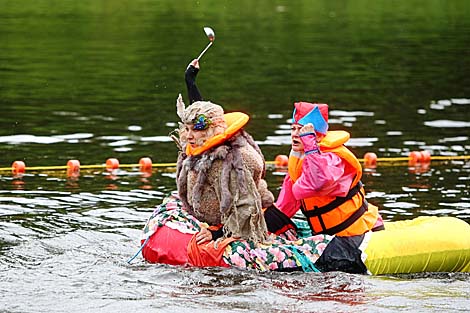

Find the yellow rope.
[
  {"left": 422, "top": 155, "right": 470, "bottom": 160},
  {"left": 0, "top": 155, "right": 468, "bottom": 172},
  {"left": 0, "top": 163, "right": 178, "bottom": 172},
  {"left": 369, "top": 155, "right": 470, "bottom": 162}
]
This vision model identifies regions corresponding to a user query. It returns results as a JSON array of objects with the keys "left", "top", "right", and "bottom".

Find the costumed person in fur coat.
[
  {"left": 275, "top": 101, "right": 386, "bottom": 273},
  {"left": 175, "top": 59, "right": 296, "bottom": 245}
]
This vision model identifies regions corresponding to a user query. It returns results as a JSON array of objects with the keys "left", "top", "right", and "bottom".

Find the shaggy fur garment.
[{"left": 177, "top": 130, "right": 272, "bottom": 243}]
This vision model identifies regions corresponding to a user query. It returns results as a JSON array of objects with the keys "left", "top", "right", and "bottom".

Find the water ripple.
[{"left": 424, "top": 120, "right": 470, "bottom": 128}]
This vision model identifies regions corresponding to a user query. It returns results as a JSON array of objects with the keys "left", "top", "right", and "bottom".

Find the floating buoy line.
[{"left": 0, "top": 151, "right": 469, "bottom": 177}]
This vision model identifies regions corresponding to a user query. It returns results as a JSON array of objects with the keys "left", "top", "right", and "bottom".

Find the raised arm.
[
  {"left": 185, "top": 59, "right": 203, "bottom": 103},
  {"left": 292, "top": 124, "right": 354, "bottom": 199}
]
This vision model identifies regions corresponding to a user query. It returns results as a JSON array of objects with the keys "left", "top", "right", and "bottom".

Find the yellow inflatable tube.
[{"left": 364, "top": 216, "right": 470, "bottom": 274}]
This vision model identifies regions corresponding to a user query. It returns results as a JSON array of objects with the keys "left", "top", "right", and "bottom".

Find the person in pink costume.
[{"left": 275, "top": 101, "right": 384, "bottom": 273}]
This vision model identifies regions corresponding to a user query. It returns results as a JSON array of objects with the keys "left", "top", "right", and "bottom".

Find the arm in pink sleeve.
[
  {"left": 275, "top": 174, "right": 301, "bottom": 218},
  {"left": 292, "top": 135, "right": 354, "bottom": 199}
]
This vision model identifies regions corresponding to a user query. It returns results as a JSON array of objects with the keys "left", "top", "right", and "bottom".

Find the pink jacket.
[{"left": 275, "top": 134, "right": 355, "bottom": 218}]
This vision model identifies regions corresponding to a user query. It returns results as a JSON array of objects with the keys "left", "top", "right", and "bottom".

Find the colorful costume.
[
  {"left": 276, "top": 101, "right": 384, "bottom": 273},
  {"left": 177, "top": 63, "right": 296, "bottom": 240},
  {"left": 176, "top": 101, "right": 272, "bottom": 243}
]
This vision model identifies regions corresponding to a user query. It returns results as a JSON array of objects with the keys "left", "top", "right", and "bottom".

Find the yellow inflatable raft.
[{"left": 364, "top": 216, "right": 470, "bottom": 274}]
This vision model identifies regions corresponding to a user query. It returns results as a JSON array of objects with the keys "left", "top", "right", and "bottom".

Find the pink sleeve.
[
  {"left": 275, "top": 174, "right": 301, "bottom": 218},
  {"left": 292, "top": 151, "right": 355, "bottom": 199}
]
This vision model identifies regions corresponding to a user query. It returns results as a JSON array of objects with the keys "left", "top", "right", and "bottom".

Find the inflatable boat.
[{"left": 138, "top": 194, "right": 470, "bottom": 275}]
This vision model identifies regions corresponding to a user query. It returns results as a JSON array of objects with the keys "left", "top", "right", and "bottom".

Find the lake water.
[{"left": 1, "top": 1, "right": 469, "bottom": 312}]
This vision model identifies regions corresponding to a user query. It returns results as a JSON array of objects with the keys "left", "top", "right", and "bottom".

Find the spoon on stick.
[{"left": 196, "top": 27, "right": 215, "bottom": 60}]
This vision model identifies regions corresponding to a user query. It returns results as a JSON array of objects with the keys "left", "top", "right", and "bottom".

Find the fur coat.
[{"left": 176, "top": 130, "right": 273, "bottom": 243}]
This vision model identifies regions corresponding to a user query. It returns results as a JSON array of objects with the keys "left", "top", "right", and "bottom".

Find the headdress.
[
  {"left": 176, "top": 94, "right": 226, "bottom": 129},
  {"left": 292, "top": 102, "right": 329, "bottom": 135}
]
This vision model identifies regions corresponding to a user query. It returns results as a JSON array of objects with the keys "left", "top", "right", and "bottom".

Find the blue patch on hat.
[{"left": 293, "top": 106, "right": 329, "bottom": 134}]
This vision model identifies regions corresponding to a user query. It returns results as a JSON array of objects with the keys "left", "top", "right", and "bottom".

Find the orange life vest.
[
  {"left": 186, "top": 112, "right": 249, "bottom": 156},
  {"left": 288, "top": 131, "right": 380, "bottom": 237}
]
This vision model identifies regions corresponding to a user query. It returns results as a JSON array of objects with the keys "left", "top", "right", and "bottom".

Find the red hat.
[{"left": 293, "top": 102, "right": 329, "bottom": 123}]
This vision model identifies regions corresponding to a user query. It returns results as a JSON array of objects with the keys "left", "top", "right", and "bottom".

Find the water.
[{"left": 1, "top": 1, "right": 470, "bottom": 312}]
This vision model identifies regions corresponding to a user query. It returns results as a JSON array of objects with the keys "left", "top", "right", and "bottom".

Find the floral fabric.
[
  {"left": 223, "top": 234, "right": 331, "bottom": 271},
  {"left": 142, "top": 195, "right": 333, "bottom": 272},
  {"left": 142, "top": 193, "right": 201, "bottom": 239}
]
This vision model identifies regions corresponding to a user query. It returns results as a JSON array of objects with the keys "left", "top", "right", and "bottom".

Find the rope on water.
[
  {"left": 285, "top": 245, "right": 321, "bottom": 273},
  {"left": 2, "top": 154, "right": 469, "bottom": 173},
  {"left": 127, "top": 214, "right": 174, "bottom": 265},
  {"left": 127, "top": 236, "right": 151, "bottom": 264}
]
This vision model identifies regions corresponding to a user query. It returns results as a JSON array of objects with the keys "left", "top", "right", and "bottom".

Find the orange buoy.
[
  {"left": 12, "top": 161, "right": 26, "bottom": 174},
  {"left": 274, "top": 154, "right": 288, "bottom": 167},
  {"left": 363, "top": 152, "right": 378, "bottom": 168},
  {"left": 106, "top": 158, "right": 120, "bottom": 171},
  {"left": 420, "top": 150, "right": 431, "bottom": 163},
  {"left": 139, "top": 157, "right": 153, "bottom": 172},
  {"left": 408, "top": 151, "right": 422, "bottom": 166},
  {"left": 67, "top": 160, "right": 80, "bottom": 177},
  {"left": 67, "top": 159, "right": 80, "bottom": 170}
]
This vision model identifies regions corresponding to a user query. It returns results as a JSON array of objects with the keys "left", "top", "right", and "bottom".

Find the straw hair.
[
  {"left": 177, "top": 101, "right": 228, "bottom": 145},
  {"left": 181, "top": 101, "right": 226, "bottom": 127}
]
